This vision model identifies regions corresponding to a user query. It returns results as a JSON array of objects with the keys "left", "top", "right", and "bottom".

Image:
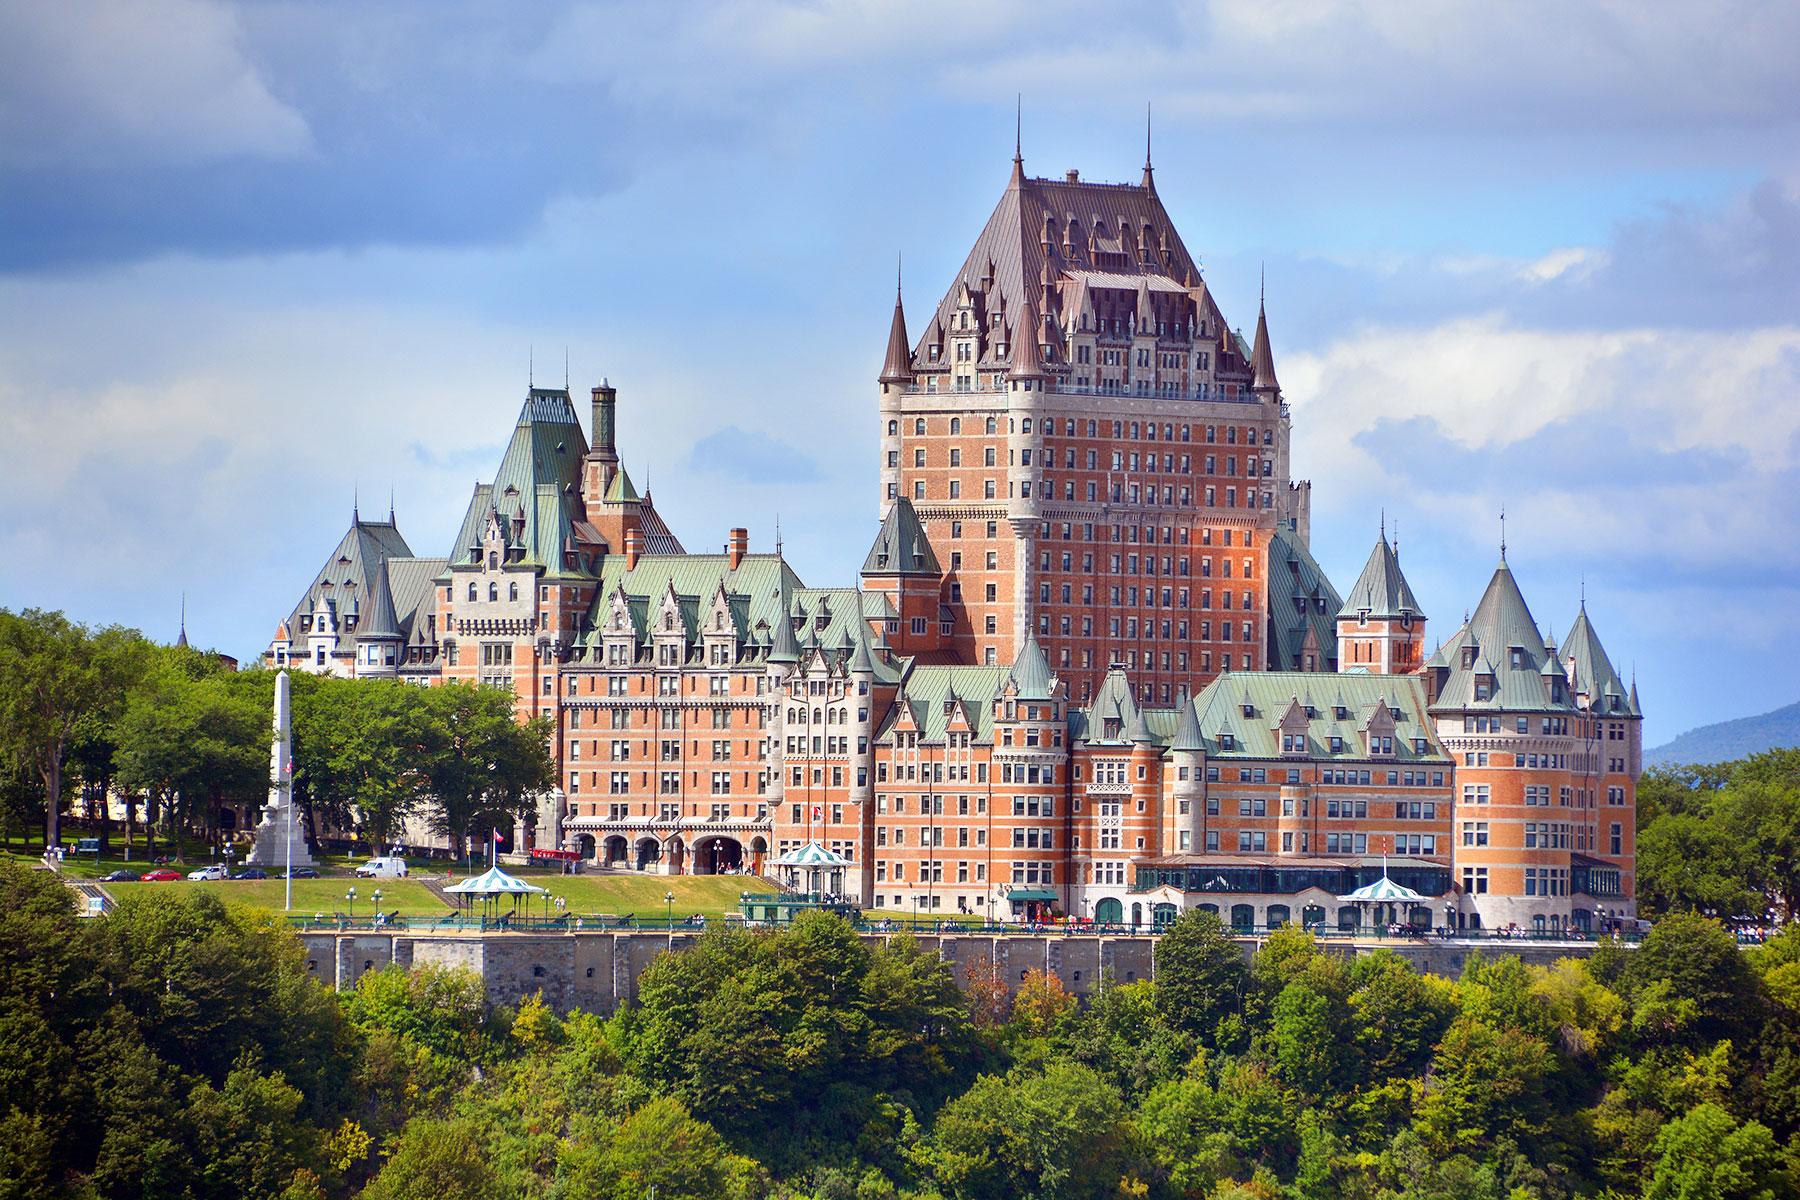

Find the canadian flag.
[
  {"left": 493, "top": 829, "right": 505, "bottom": 845},
  {"left": 811, "top": 806, "right": 821, "bottom": 821}
]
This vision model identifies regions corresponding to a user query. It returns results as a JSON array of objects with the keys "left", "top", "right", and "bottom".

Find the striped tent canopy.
[
  {"left": 1337, "top": 873, "right": 1426, "bottom": 903},
  {"left": 774, "top": 841, "right": 850, "bottom": 868},
  {"left": 444, "top": 865, "right": 548, "bottom": 896}
]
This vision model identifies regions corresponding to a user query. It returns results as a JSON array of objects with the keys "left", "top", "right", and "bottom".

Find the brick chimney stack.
[
  {"left": 624, "top": 527, "right": 642, "bottom": 570},
  {"left": 728, "top": 528, "right": 748, "bottom": 569}
]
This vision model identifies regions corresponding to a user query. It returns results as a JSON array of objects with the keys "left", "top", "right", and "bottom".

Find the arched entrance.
[
  {"left": 1130, "top": 902, "right": 1143, "bottom": 927},
  {"left": 634, "top": 837, "right": 661, "bottom": 871},
  {"left": 1094, "top": 896, "right": 1123, "bottom": 925},
  {"left": 694, "top": 836, "right": 743, "bottom": 875},
  {"left": 1152, "top": 902, "right": 1178, "bottom": 929},
  {"left": 749, "top": 836, "right": 768, "bottom": 876},
  {"left": 575, "top": 834, "right": 597, "bottom": 861},
  {"left": 1230, "top": 904, "right": 1255, "bottom": 932},
  {"left": 601, "top": 835, "right": 626, "bottom": 866},
  {"left": 665, "top": 836, "right": 686, "bottom": 875},
  {"left": 1301, "top": 904, "right": 1326, "bottom": 929},
  {"left": 1266, "top": 904, "right": 1291, "bottom": 928}
]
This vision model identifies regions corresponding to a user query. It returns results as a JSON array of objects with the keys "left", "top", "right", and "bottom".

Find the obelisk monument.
[{"left": 248, "top": 670, "right": 314, "bottom": 877}]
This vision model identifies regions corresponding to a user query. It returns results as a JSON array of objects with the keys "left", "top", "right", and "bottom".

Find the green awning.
[{"left": 1005, "top": 888, "right": 1057, "bottom": 902}]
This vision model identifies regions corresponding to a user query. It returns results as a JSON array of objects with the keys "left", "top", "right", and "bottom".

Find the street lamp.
[
  {"left": 665, "top": 890, "right": 676, "bottom": 948},
  {"left": 373, "top": 888, "right": 383, "bottom": 924},
  {"left": 346, "top": 886, "right": 357, "bottom": 921}
]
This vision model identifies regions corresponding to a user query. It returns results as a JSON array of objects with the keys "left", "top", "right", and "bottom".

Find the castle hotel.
[{"left": 268, "top": 140, "right": 1641, "bottom": 936}]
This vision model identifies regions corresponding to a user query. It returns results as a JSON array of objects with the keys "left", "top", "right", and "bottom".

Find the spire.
[
  {"left": 880, "top": 257, "right": 913, "bottom": 384},
  {"left": 862, "top": 497, "right": 941, "bottom": 576},
  {"left": 1250, "top": 288, "right": 1280, "bottom": 395},
  {"left": 1141, "top": 101, "right": 1155, "bottom": 190},
  {"left": 1338, "top": 529, "right": 1424, "bottom": 620},
  {"left": 175, "top": 593, "right": 188, "bottom": 649},
  {"left": 1009, "top": 94, "right": 1024, "bottom": 189}
]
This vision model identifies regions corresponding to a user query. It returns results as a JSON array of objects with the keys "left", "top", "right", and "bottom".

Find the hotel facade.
[{"left": 270, "top": 143, "right": 1640, "bottom": 935}]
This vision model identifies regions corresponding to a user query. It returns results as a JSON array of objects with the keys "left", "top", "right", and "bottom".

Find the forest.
[{"left": 3, "top": 855, "right": 1797, "bottom": 1200}]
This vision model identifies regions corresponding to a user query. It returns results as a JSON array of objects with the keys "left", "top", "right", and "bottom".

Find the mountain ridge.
[{"left": 1646, "top": 699, "right": 1800, "bottom": 767}]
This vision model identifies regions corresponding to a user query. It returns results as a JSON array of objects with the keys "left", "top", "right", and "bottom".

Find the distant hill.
[{"left": 1646, "top": 701, "right": 1800, "bottom": 768}]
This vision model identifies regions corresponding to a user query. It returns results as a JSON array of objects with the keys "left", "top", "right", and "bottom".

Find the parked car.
[
  {"left": 285, "top": 866, "right": 320, "bottom": 879},
  {"left": 139, "top": 869, "right": 181, "bottom": 882},
  {"left": 354, "top": 856, "right": 409, "bottom": 879},
  {"left": 230, "top": 867, "right": 268, "bottom": 880},
  {"left": 100, "top": 869, "right": 140, "bottom": 882},
  {"left": 187, "top": 865, "right": 228, "bottom": 881}
]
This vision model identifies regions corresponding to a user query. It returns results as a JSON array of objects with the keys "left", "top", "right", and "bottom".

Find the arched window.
[
  {"left": 949, "top": 417, "right": 961, "bottom": 434},
  {"left": 508, "top": 582, "right": 519, "bottom": 601},
  {"left": 488, "top": 583, "right": 498, "bottom": 602},
  {"left": 887, "top": 420, "right": 897, "bottom": 436},
  {"left": 914, "top": 418, "right": 926, "bottom": 435},
  {"left": 985, "top": 416, "right": 997, "bottom": 434},
  {"left": 467, "top": 583, "right": 477, "bottom": 602}
]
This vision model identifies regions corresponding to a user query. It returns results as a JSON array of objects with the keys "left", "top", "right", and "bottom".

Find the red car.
[{"left": 138, "top": 869, "right": 182, "bottom": 882}]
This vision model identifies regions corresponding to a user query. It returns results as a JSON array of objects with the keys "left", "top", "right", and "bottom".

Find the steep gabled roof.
[
  {"left": 861, "top": 497, "right": 941, "bottom": 576},
  {"left": 1563, "top": 605, "right": 1639, "bottom": 718},
  {"left": 1267, "top": 526, "right": 1341, "bottom": 671},
  {"left": 1339, "top": 534, "right": 1423, "bottom": 621}
]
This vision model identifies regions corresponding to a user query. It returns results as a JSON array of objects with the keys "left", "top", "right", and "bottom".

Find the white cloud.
[{"left": 0, "top": 0, "right": 311, "bottom": 169}]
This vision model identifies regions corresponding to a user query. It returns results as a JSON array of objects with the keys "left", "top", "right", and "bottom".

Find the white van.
[{"left": 354, "top": 856, "right": 409, "bottom": 879}]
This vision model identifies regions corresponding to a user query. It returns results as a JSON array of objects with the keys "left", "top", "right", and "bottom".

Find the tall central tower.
[{"left": 878, "top": 142, "right": 1308, "bottom": 705}]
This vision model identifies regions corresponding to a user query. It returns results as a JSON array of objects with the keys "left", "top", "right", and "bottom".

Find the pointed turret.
[
  {"left": 1339, "top": 533, "right": 1423, "bottom": 621},
  {"left": 1250, "top": 299, "right": 1280, "bottom": 396},
  {"left": 880, "top": 272, "right": 913, "bottom": 384},
  {"left": 767, "top": 585, "right": 801, "bottom": 665},
  {"left": 1563, "top": 604, "right": 1636, "bottom": 717},
  {"left": 358, "top": 562, "right": 403, "bottom": 642},
  {"left": 1008, "top": 295, "right": 1047, "bottom": 380},
  {"left": 1171, "top": 692, "right": 1205, "bottom": 752},
  {"left": 1007, "top": 630, "right": 1055, "bottom": 700}
]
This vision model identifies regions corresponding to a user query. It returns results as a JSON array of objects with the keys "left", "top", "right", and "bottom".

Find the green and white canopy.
[
  {"left": 774, "top": 841, "right": 850, "bottom": 868},
  {"left": 444, "top": 865, "right": 548, "bottom": 896},
  {"left": 1337, "top": 874, "right": 1426, "bottom": 904}
]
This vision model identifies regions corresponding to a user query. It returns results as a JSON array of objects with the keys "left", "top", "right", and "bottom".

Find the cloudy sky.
[{"left": 2, "top": 0, "right": 1795, "bottom": 744}]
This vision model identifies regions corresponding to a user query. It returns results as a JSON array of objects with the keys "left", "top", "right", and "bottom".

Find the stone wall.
[{"left": 298, "top": 928, "right": 1603, "bottom": 1013}]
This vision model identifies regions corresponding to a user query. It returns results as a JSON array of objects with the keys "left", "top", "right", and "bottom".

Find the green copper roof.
[
  {"left": 357, "top": 557, "right": 403, "bottom": 640},
  {"left": 1195, "top": 672, "right": 1449, "bottom": 762},
  {"left": 1562, "top": 606, "right": 1639, "bottom": 718},
  {"left": 1267, "top": 526, "right": 1341, "bottom": 672},
  {"left": 604, "top": 467, "right": 639, "bottom": 504},
  {"left": 876, "top": 665, "right": 1011, "bottom": 744},
  {"left": 861, "top": 498, "right": 940, "bottom": 575},
  {"left": 1338, "top": 534, "right": 1423, "bottom": 620},
  {"left": 1006, "top": 631, "right": 1055, "bottom": 699},
  {"left": 1429, "top": 560, "right": 1575, "bottom": 715},
  {"left": 1170, "top": 692, "right": 1205, "bottom": 751}
]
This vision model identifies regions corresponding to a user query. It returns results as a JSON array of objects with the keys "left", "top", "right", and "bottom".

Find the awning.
[
  {"left": 1005, "top": 888, "right": 1058, "bottom": 902},
  {"left": 774, "top": 841, "right": 850, "bottom": 868},
  {"left": 1337, "top": 874, "right": 1426, "bottom": 903}
]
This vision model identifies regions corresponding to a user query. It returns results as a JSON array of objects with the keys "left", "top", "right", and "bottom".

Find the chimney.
[
  {"left": 589, "top": 380, "right": 618, "bottom": 462},
  {"left": 1065, "top": 169, "right": 1079, "bottom": 183},
  {"left": 727, "top": 528, "right": 748, "bottom": 569},
  {"left": 624, "top": 527, "right": 642, "bottom": 570}
]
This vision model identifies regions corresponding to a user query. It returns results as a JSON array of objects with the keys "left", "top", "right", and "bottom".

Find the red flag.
[{"left": 493, "top": 828, "right": 504, "bottom": 844}]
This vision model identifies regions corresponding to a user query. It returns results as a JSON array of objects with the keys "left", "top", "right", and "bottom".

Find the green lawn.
[
  {"left": 105, "top": 878, "right": 448, "bottom": 916},
  {"left": 525, "top": 873, "right": 758, "bottom": 920}
]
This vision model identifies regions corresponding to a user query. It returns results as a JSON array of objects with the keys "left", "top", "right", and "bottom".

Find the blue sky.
[{"left": 2, "top": 0, "right": 1795, "bottom": 745}]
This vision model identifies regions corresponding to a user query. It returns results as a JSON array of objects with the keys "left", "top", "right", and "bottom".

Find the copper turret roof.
[
  {"left": 879, "top": 279, "right": 912, "bottom": 383},
  {"left": 1250, "top": 301, "right": 1280, "bottom": 394}
]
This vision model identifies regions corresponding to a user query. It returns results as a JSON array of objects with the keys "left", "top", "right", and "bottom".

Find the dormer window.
[
  {"left": 1220, "top": 733, "right": 1236, "bottom": 751},
  {"left": 1103, "top": 718, "right": 1121, "bottom": 740},
  {"left": 1509, "top": 647, "right": 1525, "bottom": 669},
  {"left": 488, "top": 552, "right": 498, "bottom": 569}
]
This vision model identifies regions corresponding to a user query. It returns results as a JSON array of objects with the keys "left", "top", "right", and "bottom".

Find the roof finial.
[
  {"left": 897, "top": 251, "right": 903, "bottom": 298},
  {"left": 1015, "top": 93, "right": 1022, "bottom": 164},
  {"left": 529, "top": 345, "right": 533, "bottom": 387},
  {"left": 176, "top": 592, "right": 187, "bottom": 648},
  {"left": 1392, "top": 517, "right": 1399, "bottom": 561},
  {"left": 388, "top": 487, "right": 395, "bottom": 524},
  {"left": 1580, "top": 572, "right": 1586, "bottom": 610},
  {"left": 1260, "top": 261, "right": 1266, "bottom": 307},
  {"left": 1145, "top": 101, "right": 1152, "bottom": 171},
  {"left": 1499, "top": 505, "right": 1507, "bottom": 563},
  {"left": 1379, "top": 506, "right": 1385, "bottom": 544},
  {"left": 775, "top": 512, "right": 783, "bottom": 558},
  {"left": 564, "top": 346, "right": 569, "bottom": 390},
  {"left": 353, "top": 484, "right": 359, "bottom": 524}
]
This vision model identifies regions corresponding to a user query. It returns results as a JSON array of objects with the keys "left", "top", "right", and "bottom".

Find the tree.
[
  {"left": 1153, "top": 909, "right": 1246, "bottom": 1043},
  {"left": 573, "top": 1097, "right": 751, "bottom": 1200},
  {"left": 1646, "top": 1102, "right": 1784, "bottom": 1200},
  {"left": 115, "top": 660, "right": 265, "bottom": 857},
  {"left": 360, "top": 1117, "right": 499, "bottom": 1200},
  {"left": 1625, "top": 913, "right": 1761, "bottom": 1046},
  {"left": 1413, "top": 1017, "right": 1553, "bottom": 1156},
  {"left": 925, "top": 1061, "right": 1135, "bottom": 1200},
  {"left": 0, "top": 609, "right": 146, "bottom": 848},
  {"left": 416, "top": 683, "right": 554, "bottom": 859}
]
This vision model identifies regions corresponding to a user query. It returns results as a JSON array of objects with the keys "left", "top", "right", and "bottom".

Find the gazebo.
[
  {"left": 1337, "top": 866, "right": 1428, "bottom": 933},
  {"left": 773, "top": 841, "right": 850, "bottom": 898},
  {"left": 444, "top": 864, "right": 550, "bottom": 925}
]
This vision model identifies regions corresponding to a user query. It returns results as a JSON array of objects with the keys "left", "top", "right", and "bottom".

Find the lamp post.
[
  {"left": 373, "top": 888, "right": 383, "bottom": 925},
  {"left": 346, "top": 886, "right": 357, "bottom": 922},
  {"left": 665, "top": 890, "right": 675, "bottom": 948}
]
